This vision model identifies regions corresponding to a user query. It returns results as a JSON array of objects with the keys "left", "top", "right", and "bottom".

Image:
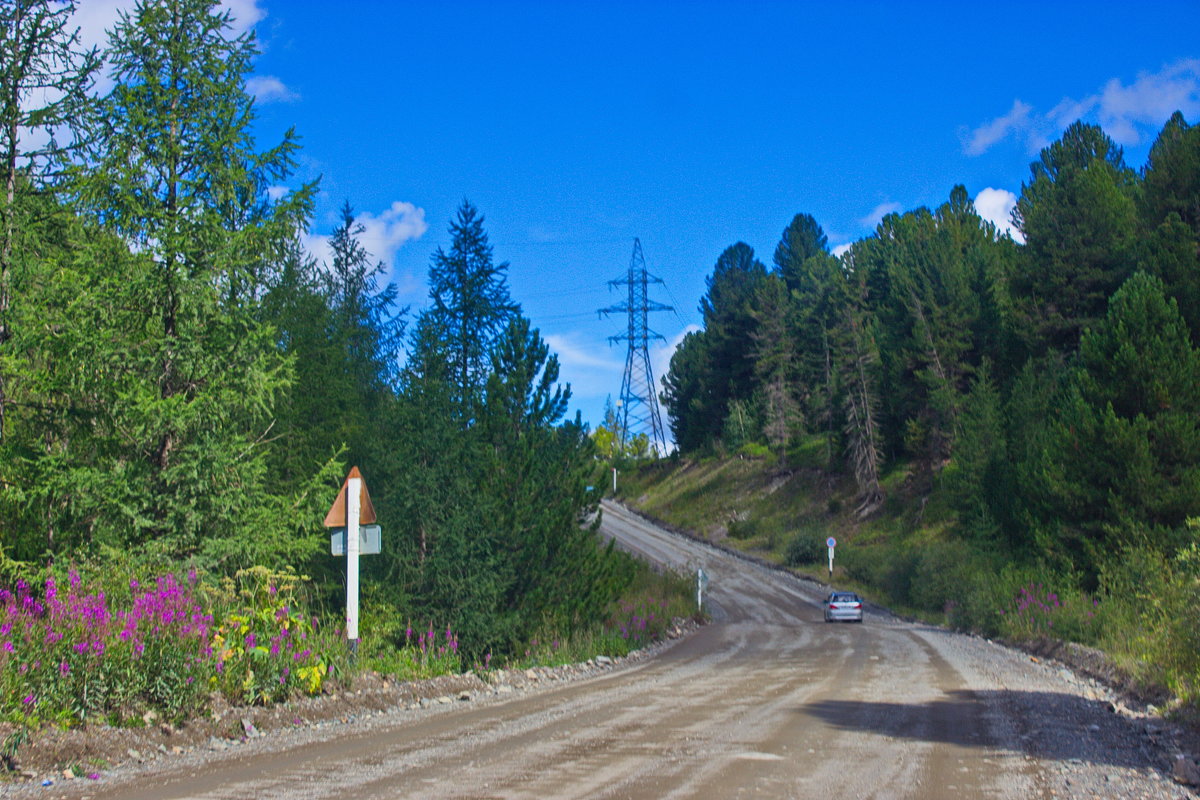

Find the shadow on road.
[{"left": 799, "top": 689, "right": 1160, "bottom": 772}]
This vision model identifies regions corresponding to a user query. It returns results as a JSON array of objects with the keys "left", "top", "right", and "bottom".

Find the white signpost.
[
  {"left": 827, "top": 536, "right": 837, "bottom": 577},
  {"left": 324, "top": 467, "right": 378, "bottom": 659},
  {"left": 697, "top": 566, "right": 709, "bottom": 611}
]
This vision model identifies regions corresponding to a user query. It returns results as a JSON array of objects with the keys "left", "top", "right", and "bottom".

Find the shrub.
[
  {"left": 1099, "top": 540, "right": 1200, "bottom": 703},
  {"left": 727, "top": 517, "right": 757, "bottom": 540},
  {"left": 784, "top": 531, "right": 824, "bottom": 566}
]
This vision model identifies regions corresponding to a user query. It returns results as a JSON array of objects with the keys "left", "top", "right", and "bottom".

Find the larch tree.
[
  {"left": 0, "top": 0, "right": 97, "bottom": 441},
  {"left": 72, "top": 0, "right": 317, "bottom": 561}
]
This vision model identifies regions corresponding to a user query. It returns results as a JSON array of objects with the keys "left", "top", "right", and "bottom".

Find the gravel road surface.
[{"left": 6, "top": 500, "right": 1197, "bottom": 799}]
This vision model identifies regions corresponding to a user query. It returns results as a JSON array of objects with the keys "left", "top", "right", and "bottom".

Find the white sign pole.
[
  {"left": 828, "top": 546, "right": 834, "bottom": 577},
  {"left": 346, "top": 475, "right": 361, "bottom": 658},
  {"left": 612, "top": 467, "right": 617, "bottom": 493}
]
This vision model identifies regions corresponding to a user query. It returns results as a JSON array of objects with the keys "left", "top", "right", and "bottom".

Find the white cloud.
[
  {"left": 973, "top": 187, "right": 1024, "bottom": 243},
  {"left": 304, "top": 201, "right": 429, "bottom": 281},
  {"left": 542, "top": 333, "right": 623, "bottom": 400},
  {"left": 266, "top": 185, "right": 289, "bottom": 201},
  {"left": 544, "top": 334, "right": 622, "bottom": 372},
  {"left": 831, "top": 243, "right": 853, "bottom": 258},
  {"left": 246, "top": 75, "right": 298, "bottom": 103},
  {"left": 357, "top": 202, "right": 428, "bottom": 266},
  {"left": 964, "top": 100, "right": 1033, "bottom": 156},
  {"left": 859, "top": 201, "right": 902, "bottom": 229},
  {"left": 964, "top": 59, "right": 1200, "bottom": 155},
  {"left": 1097, "top": 60, "right": 1200, "bottom": 145}
]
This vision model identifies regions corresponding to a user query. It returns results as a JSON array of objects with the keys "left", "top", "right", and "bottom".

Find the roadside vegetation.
[
  {"left": 615, "top": 452, "right": 1200, "bottom": 711},
  {"left": 0, "top": 0, "right": 696, "bottom": 762},
  {"left": 616, "top": 109, "right": 1200, "bottom": 714}
]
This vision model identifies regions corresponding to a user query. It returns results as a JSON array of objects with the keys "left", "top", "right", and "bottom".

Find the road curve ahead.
[{"left": 23, "top": 501, "right": 1184, "bottom": 799}]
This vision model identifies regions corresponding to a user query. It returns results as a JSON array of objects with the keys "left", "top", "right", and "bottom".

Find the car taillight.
[{"left": 852, "top": 603, "right": 861, "bottom": 609}]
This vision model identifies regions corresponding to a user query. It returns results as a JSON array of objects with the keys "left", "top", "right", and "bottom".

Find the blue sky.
[{"left": 77, "top": 1, "right": 1200, "bottom": 434}]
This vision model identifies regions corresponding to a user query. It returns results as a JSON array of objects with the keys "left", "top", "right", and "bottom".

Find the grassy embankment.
[{"left": 613, "top": 438, "right": 1200, "bottom": 713}]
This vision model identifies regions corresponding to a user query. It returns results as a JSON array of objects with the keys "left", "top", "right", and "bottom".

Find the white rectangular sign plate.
[{"left": 331, "top": 524, "right": 381, "bottom": 556}]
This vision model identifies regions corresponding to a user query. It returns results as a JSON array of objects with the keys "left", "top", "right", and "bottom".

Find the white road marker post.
[
  {"left": 324, "top": 466, "right": 378, "bottom": 664},
  {"left": 827, "top": 536, "right": 837, "bottom": 579},
  {"left": 696, "top": 567, "right": 708, "bottom": 612},
  {"left": 612, "top": 467, "right": 617, "bottom": 494},
  {"left": 346, "top": 474, "right": 361, "bottom": 660}
]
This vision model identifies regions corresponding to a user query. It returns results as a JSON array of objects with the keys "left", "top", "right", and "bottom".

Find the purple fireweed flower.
[
  {"left": 22, "top": 694, "right": 34, "bottom": 705},
  {"left": 44, "top": 577, "right": 57, "bottom": 602},
  {"left": 129, "top": 579, "right": 139, "bottom": 590},
  {"left": 270, "top": 642, "right": 281, "bottom": 657},
  {"left": 245, "top": 633, "right": 256, "bottom": 649},
  {"left": 2, "top": 640, "right": 12, "bottom": 653},
  {"left": 59, "top": 661, "right": 69, "bottom": 676}
]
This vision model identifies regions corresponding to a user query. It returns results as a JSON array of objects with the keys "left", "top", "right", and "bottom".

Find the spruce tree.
[{"left": 426, "top": 200, "right": 518, "bottom": 423}]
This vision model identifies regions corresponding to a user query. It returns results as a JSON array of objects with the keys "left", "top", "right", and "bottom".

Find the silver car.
[{"left": 824, "top": 591, "right": 863, "bottom": 623}]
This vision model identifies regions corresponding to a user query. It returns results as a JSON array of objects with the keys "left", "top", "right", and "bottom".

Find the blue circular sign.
[{"left": 826, "top": 537, "right": 837, "bottom": 547}]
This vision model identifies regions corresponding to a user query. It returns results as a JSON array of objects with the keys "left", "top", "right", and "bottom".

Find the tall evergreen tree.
[
  {"left": 0, "top": 0, "right": 98, "bottom": 441},
  {"left": 749, "top": 273, "right": 801, "bottom": 457},
  {"left": 698, "top": 242, "right": 768, "bottom": 441},
  {"left": 1139, "top": 113, "right": 1200, "bottom": 342},
  {"left": 426, "top": 200, "right": 519, "bottom": 422},
  {"left": 1011, "top": 121, "right": 1139, "bottom": 355},
  {"left": 660, "top": 329, "right": 714, "bottom": 452},
  {"left": 773, "top": 212, "right": 828, "bottom": 293},
  {"left": 68, "top": 0, "right": 316, "bottom": 561},
  {"left": 1039, "top": 273, "right": 1200, "bottom": 576}
]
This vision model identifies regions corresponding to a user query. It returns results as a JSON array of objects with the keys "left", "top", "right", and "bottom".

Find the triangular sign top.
[{"left": 323, "top": 466, "right": 377, "bottom": 528}]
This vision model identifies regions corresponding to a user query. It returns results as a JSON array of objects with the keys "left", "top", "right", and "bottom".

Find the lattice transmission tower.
[{"left": 599, "top": 238, "right": 673, "bottom": 455}]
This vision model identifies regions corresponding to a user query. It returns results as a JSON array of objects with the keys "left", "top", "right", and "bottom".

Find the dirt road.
[{"left": 11, "top": 501, "right": 1195, "bottom": 799}]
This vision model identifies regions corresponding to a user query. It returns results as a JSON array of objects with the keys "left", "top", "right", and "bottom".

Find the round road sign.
[{"left": 826, "top": 536, "right": 837, "bottom": 548}]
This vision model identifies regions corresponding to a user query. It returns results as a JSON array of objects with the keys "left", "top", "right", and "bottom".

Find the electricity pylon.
[{"left": 599, "top": 238, "right": 672, "bottom": 455}]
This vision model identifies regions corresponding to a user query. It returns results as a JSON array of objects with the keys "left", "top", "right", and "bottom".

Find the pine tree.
[
  {"left": 1139, "top": 113, "right": 1200, "bottom": 342},
  {"left": 772, "top": 212, "right": 828, "bottom": 293},
  {"left": 749, "top": 274, "right": 801, "bottom": 458},
  {"left": 1041, "top": 273, "right": 1200, "bottom": 574},
  {"left": 1011, "top": 122, "right": 1139, "bottom": 355},
  {"left": 838, "top": 302, "right": 883, "bottom": 516}
]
